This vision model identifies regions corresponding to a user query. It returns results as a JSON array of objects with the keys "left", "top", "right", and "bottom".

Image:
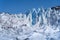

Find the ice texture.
[{"left": 0, "top": 8, "right": 60, "bottom": 40}]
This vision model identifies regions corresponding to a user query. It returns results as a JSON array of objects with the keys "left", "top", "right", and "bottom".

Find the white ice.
[{"left": 0, "top": 8, "right": 60, "bottom": 40}]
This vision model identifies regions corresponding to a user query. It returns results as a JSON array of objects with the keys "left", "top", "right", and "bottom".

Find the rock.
[{"left": 51, "top": 6, "right": 60, "bottom": 10}]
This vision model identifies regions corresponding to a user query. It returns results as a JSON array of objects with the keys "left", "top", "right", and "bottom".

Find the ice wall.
[{"left": 0, "top": 8, "right": 60, "bottom": 40}]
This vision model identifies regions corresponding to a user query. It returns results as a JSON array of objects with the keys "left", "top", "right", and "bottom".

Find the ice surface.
[{"left": 0, "top": 8, "right": 60, "bottom": 40}]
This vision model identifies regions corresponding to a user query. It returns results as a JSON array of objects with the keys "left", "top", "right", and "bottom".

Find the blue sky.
[{"left": 0, "top": 0, "right": 60, "bottom": 13}]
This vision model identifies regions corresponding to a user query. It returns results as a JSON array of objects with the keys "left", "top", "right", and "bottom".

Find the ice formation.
[{"left": 0, "top": 8, "right": 60, "bottom": 40}]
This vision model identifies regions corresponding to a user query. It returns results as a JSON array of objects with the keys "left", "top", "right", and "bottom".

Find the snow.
[{"left": 0, "top": 8, "right": 60, "bottom": 40}]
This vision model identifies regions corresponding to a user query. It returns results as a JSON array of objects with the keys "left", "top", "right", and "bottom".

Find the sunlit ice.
[{"left": 0, "top": 8, "right": 60, "bottom": 40}]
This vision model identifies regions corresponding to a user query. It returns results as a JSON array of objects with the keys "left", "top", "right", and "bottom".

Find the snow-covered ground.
[{"left": 0, "top": 8, "right": 60, "bottom": 40}]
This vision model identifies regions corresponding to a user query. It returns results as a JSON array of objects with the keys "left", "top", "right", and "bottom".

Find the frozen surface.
[{"left": 0, "top": 8, "right": 60, "bottom": 40}]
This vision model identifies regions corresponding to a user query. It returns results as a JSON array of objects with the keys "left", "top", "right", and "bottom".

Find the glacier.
[{"left": 0, "top": 8, "right": 60, "bottom": 40}]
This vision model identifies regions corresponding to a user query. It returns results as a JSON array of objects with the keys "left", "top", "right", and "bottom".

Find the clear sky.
[{"left": 0, "top": 0, "right": 60, "bottom": 13}]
